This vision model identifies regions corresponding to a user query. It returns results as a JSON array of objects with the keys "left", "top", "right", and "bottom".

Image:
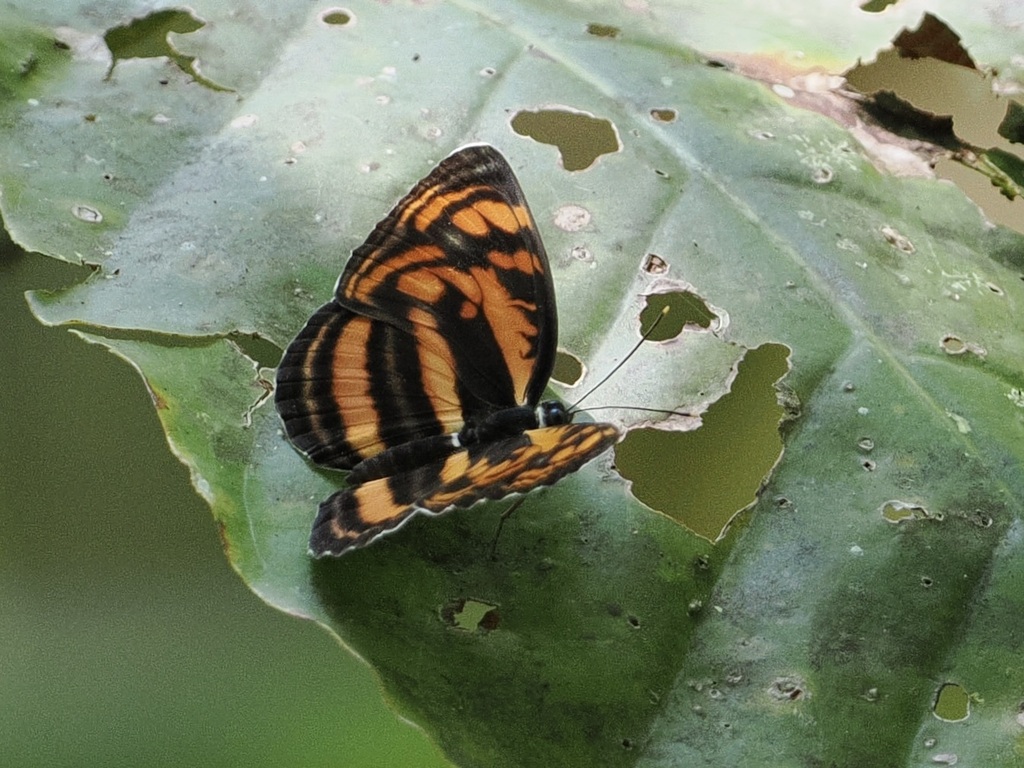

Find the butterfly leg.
[{"left": 489, "top": 496, "right": 527, "bottom": 560}]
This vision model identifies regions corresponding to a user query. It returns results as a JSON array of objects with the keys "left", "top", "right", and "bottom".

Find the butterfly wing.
[
  {"left": 309, "top": 422, "right": 620, "bottom": 557},
  {"left": 337, "top": 145, "right": 557, "bottom": 411},
  {"left": 275, "top": 302, "right": 466, "bottom": 469},
  {"left": 275, "top": 145, "right": 557, "bottom": 469}
]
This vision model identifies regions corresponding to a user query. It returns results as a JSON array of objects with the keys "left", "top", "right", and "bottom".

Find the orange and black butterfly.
[{"left": 275, "top": 145, "right": 620, "bottom": 557}]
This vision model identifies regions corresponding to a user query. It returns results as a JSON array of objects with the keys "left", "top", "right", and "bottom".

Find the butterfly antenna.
[
  {"left": 576, "top": 404, "right": 695, "bottom": 419},
  {"left": 569, "top": 306, "right": 669, "bottom": 412}
]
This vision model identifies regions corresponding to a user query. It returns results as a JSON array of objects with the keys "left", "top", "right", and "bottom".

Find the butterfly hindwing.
[
  {"left": 275, "top": 301, "right": 465, "bottom": 469},
  {"left": 309, "top": 423, "right": 620, "bottom": 556}
]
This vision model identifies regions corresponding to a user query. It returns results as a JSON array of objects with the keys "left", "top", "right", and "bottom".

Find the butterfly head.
[{"left": 536, "top": 400, "right": 570, "bottom": 427}]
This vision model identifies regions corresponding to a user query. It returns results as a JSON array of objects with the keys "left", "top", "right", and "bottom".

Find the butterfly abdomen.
[{"left": 347, "top": 434, "right": 461, "bottom": 484}]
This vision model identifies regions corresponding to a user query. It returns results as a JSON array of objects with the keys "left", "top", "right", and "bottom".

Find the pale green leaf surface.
[{"left": 4, "top": 1, "right": 1024, "bottom": 766}]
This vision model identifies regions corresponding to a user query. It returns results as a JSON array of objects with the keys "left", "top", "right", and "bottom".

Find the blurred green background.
[{"left": 0, "top": 236, "right": 449, "bottom": 768}]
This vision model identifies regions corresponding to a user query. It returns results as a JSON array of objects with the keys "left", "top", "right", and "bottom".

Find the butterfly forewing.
[{"left": 336, "top": 145, "right": 557, "bottom": 410}]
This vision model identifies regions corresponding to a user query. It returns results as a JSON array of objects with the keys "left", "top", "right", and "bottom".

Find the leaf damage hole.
[
  {"left": 933, "top": 682, "right": 970, "bottom": 722},
  {"left": 440, "top": 598, "right": 500, "bottom": 632},
  {"left": 843, "top": 15, "right": 1024, "bottom": 230},
  {"left": 104, "top": 9, "right": 232, "bottom": 92},
  {"left": 939, "top": 334, "right": 986, "bottom": 357},
  {"left": 231, "top": 331, "right": 283, "bottom": 370},
  {"left": 319, "top": 7, "right": 354, "bottom": 26},
  {"left": 892, "top": 12, "right": 976, "bottom": 69},
  {"left": 642, "top": 253, "right": 669, "bottom": 275},
  {"left": 510, "top": 108, "right": 620, "bottom": 171},
  {"left": 969, "top": 512, "right": 993, "bottom": 528},
  {"left": 586, "top": 23, "right": 620, "bottom": 38},
  {"left": 615, "top": 343, "right": 791, "bottom": 542},
  {"left": 881, "top": 500, "right": 941, "bottom": 523},
  {"left": 859, "top": 0, "right": 898, "bottom": 12},
  {"left": 551, "top": 349, "right": 584, "bottom": 386},
  {"left": 649, "top": 108, "right": 677, "bottom": 123},
  {"left": 638, "top": 291, "right": 716, "bottom": 341}
]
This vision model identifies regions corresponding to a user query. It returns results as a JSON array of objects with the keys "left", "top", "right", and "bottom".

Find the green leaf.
[{"left": 4, "top": 1, "right": 1024, "bottom": 766}]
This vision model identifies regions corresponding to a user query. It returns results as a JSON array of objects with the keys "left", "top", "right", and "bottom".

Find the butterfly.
[{"left": 275, "top": 144, "right": 620, "bottom": 557}]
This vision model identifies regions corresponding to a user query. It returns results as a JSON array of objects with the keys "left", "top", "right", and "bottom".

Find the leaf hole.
[
  {"left": 860, "top": 0, "right": 898, "bottom": 12},
  {"left": 881, "top": 500, "right": 936, "bottom": 523},
  {"left": 638, "top": 291, "right": 715, "bottom": 340},
  {"left": 509, "top": 108, "right": 620, "bottom": 171},
  {"left": 440, "top": 598, "right": 500, "bottom": 632},
  {"left": 933, "top": 682, "right": 970, "bottom": 722},
  {"left": 641, "top": 253, "right": 669, "bottom": 275},
  {"left": 615, "top": 344, "right": 790, "bottom": 542},
  {"left": 552, "top": 350, "right": 583, "bottom": 386},
  {"left": 104, "top": 9, "right": 232, "bottom": 92},
  {"left": 586, "top": 23, "right": 620, "bottom": 38},
  {"left": 319, "top": 7, "right": 354, "bottom": 25}
]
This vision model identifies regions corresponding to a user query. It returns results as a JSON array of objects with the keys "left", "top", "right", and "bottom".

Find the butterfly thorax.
[{"left": 458, "top": 400, "right": 568, "bottom": 446}]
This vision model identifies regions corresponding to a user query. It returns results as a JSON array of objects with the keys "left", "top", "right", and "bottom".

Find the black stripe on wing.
[{"left": 275, "top": 301, "right": 461, "bottom": 469}]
